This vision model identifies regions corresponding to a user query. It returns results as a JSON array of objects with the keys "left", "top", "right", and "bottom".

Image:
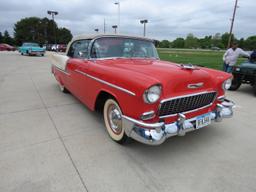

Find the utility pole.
[
  {"left": 47, "top": 10, "right": 58, "bottom": 47},
  {"left": 114, "top": 1, "right": 120, "bottom": 33},
  {"left": 140, "top": 19, "right": 148, "bottom": 37},
  {"left": 227, "top": 0, "right": 238, "bottom": 48}
]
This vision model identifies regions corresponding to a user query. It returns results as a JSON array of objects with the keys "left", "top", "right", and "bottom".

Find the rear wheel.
[
  {"left": 229, "top": 77, "right": 241, "bottom": 91},
  {"left": 103, "top": 99, "right": 129, "bottom": 144}
]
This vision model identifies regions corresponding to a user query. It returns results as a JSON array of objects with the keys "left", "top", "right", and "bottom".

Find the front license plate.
[{"left": 196, "top": 113, "right": 211, "bottom": 129}]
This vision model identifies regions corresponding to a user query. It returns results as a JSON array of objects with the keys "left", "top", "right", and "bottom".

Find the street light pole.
[
  {"left": 114, "top": 1, "right": 120, "bottom": 33},
  {"left": 103, "top": 18, "right": 106, "bottom": 34},
  {"left": 140, "top": 19, "right": 148, "bottom": 37},
  {"left": 112, "top": 25, "right": 118, "bottom": 34},
  {"left": 227, "top": 0, "right": 239, "bottom": 48},
  {"left": 47, "top": 10, "right": 58, "bottom": 47}
]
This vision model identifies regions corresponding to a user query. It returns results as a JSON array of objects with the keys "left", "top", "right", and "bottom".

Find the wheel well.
[{"left": 94, "top": 91, "right": 116, "bottom": 113}]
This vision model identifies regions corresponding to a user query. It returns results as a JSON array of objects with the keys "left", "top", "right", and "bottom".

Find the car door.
[{"left": 65, "top": 39, "right": 92, "bottom": 104}]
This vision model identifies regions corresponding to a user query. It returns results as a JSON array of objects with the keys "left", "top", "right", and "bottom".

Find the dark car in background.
[
  {"left": 230, "top": 51, "right": 256, "bottom": 95},
  {"left": 57, "top": 44, "right": 67, "bottom": 52},
  {"left": 0, "top": 43, "right": 16, "bottom": 51}
]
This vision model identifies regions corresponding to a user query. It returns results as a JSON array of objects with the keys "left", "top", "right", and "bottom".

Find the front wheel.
[
  {"left": 58, "top": 82, "right": 69, "bottom": 93},
  {"left": 229, "top": 77, "right": 241, "bottom": 91},
  {"left": 103, "top": 99, "right": 129, "bottom": 144}
]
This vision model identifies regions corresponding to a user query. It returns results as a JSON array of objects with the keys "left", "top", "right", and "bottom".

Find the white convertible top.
[
  {"left": 65, "top": 34, "right": 154, "bottom": 55},
  {"left": 71, "top": 33, "right": 153, "bottom": 42},
  {"left": 51, "top": 34, "right": 154, "bottom": 71}
]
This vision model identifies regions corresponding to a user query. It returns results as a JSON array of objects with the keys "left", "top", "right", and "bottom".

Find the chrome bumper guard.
[{"left": 122, "top": 99, "right": 235, "bottom": 145}]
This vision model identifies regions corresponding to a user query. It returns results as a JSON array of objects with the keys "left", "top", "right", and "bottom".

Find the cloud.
[{"left": 0, "top": 0, "right": 255, "bottom": 40}]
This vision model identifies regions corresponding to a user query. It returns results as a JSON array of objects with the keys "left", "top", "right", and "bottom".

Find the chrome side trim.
[
  {"left": 54, "top": 66, "right": 70, "bottom": 76},
  {"left": 74, "top": 69, "right": 136, "bottom": 96}
]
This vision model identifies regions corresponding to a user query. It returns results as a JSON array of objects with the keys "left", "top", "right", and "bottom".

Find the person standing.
[{"left": 223, "top": 42, "right": 250, "bottom": 73}]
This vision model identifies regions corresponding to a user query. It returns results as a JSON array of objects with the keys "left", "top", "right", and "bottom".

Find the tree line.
[
  {"left": 156, "top": 33, "right": 256, "bottom": 50},
  {"left": 0, "top": 17, "right": 73, "bottom": 46}
]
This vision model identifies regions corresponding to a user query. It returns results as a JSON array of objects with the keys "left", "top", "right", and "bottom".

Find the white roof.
[
  {"left": 71, "top": 34, "right": 154, "bottom": 42},
  {"left": 66, "top": 34, "right": 154, "bottom": 54}
]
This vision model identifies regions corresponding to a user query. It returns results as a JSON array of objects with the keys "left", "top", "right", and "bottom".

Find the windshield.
[
  {"left": 91, "top": 37, "right": 158, "bottom": 59},
  {"left": 23, "top": 43, "right": 40, "bottom": 47}
]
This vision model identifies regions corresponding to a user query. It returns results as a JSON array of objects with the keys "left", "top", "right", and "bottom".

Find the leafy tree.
[
  {"left": 198, "top": 36, "right": 212, "bottom": 49},
  {"left": 0, "top": 32, "right": 2, "bottom": 43},
  {"left": 14, "top": 17, "right": 72, "bottom": 45},
  {"left": 158, "top": 40, "right": 170, "bottom": 48},
  {"left": 238, "top": 38, "right": 245, "bottom": 49},
  {"left": 221, "top": 32, "right": 233, "bottom": 48},
  {"left": 212, "top": 33, "right": 224, "bottom": 49},
  {"left": 57, "top": 27, "right": 72, "bottom": 44},
  {"left": 184, "top": 33, "right": 199, "bottom": 48},
  {"left": 172, "top": 38, "right": 185, "bottom": 48},
  {"left": 154, "top": 40, "right": 160, "bottom": 47},
  {"left": 244, "top": 36, "right": 256, "bottom": 50},
  {"left": 2, "top": 30, "right": 14, "bottom": 45}
]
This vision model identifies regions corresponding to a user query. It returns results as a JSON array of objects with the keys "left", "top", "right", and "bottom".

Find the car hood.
[{"left": 95, "top": 58, "right": 229, "bottom": 98}]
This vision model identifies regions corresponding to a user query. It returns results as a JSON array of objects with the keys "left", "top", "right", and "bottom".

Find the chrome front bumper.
[{"left": 122, "top": 99, "right": 235, "bottom": 145}]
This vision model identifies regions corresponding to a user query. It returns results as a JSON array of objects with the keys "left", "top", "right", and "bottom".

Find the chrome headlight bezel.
[
  {"left": 222, "top": 78, "right": 232, "bottom": 90},
  {"left": 143, "top": 84, "right": 162, "bottom": 104}
]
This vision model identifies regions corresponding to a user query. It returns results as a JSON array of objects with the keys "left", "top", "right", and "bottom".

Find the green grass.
[{"left": 158, "top": 48, "right": 247, "bottom": 70}]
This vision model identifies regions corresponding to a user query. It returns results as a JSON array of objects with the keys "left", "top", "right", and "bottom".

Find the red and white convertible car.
[{"left": 51, "top": 34, "right": 234, "bottom": 145}]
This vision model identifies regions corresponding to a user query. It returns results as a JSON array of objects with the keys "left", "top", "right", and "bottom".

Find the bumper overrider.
[{"left": 122, "top": 99, "right": 235, "bottom": 145}]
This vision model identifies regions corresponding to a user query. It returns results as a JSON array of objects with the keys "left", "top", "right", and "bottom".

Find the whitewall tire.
[
  {"left": 58, "top": 82, "right": 69, "bottom": 93},
  {"left": 103, "top": 99, "right": 128, "bottom": 144}
]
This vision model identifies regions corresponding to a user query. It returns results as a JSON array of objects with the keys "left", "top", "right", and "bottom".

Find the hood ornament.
[
  {"left": 180, "top": 63, "right": 197, "bottom": 70},
  {"left": 187, "top": 82, "right": 204, "bottom": 89}
]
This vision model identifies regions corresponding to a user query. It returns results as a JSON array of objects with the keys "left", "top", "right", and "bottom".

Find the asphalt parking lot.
[{"left": 0, "top": 51, "right": 256, "bottom": 192}]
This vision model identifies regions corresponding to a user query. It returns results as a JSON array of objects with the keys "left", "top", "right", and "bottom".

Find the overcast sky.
[{"left": 0, "top": 0, "right": 255, "bottom": 40}]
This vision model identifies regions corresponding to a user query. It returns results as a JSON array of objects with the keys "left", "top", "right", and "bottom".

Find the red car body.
[
  {"left": 0, "top": 43, "right": 16, "bottom": 51},
  {"left": 51, "top": 34, "right": 235, "bottom": 145}
]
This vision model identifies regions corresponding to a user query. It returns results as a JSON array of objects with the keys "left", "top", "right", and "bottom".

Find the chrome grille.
[{"left": 159, "top": 92, "right": 217, "bottom": 117}]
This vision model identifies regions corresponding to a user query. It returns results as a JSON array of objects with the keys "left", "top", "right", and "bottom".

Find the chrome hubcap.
[{"left": 108, "top": 104, "right": 122, "bottom": 134}]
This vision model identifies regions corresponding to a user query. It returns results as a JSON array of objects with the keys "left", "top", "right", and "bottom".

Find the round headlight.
[
  {"left": 223, "top": 78, "right": 232, "bottom": 90},
  {"left": 143, "top": 85, "right": 162, "bottom": 104}
]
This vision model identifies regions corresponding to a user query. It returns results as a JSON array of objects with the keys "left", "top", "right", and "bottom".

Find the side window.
[{"left": 67, "top": 39, "right": 91, "bottom": 58}]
